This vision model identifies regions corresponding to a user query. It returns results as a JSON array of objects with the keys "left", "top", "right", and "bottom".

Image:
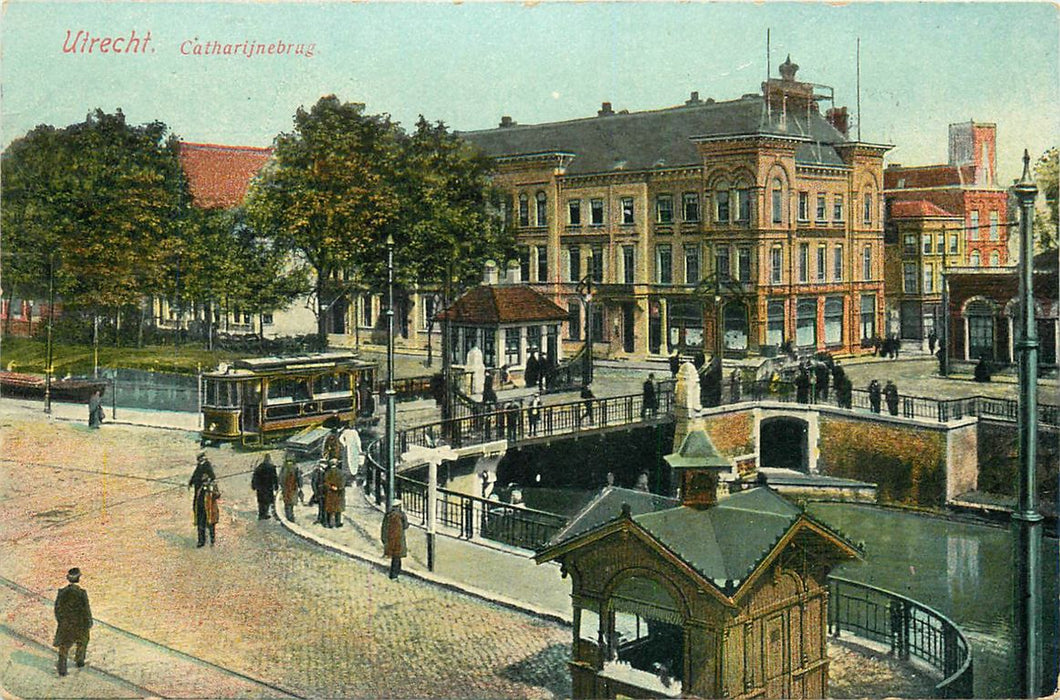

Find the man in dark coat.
[
  {"left": 868, "top": 379, "right": 882, "bottom": 414},
  {"left": 188, "top": 453, "right": 218, "bottom": 546},
  {"left": 928, "top": 329, "right": 938, "bottom": 355},
  {"left": 642, "top": 374, "right": 658, "bottom": 418},
  {"left": 54, "top": 567, "right": 92, "bottom": 676},
  {"left": 580, "top": 384, "right": 596, "bottom": 424},
  {"left": 381, "top": 500, "right": 409, "bottom": 580},
  {"left": 795, "top": 368, "right": 810, "bottom": 404},
  {"left": 524, "top": 350, "right": 540, "bottom": 389},
  {"left": 250, "top": 453, "right": 279, "bottom": 520},
  {"left": 884, "top": 380, "right": 900, "bottom": 416},
  {"left": 668, "top": 352, "right": 680, "bottom": 377},
  {"left": 309, "top": 460, "right": 327, "bottom": 525},
  {"left": 814, "top": 362, "right": 831, "bottom": 401}
]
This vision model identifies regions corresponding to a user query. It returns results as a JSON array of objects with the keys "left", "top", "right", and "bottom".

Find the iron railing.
[
  {"left": 363, "top": 438, "right": 567, "bottom": 550},
  {"left": 722, "top": 379, "right": 1058, "bottom": 429},
  {"left": 828, "top": 575, "right": 973, "bottom": 698}
]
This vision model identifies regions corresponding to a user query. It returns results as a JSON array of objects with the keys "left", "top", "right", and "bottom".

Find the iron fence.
[{"left": 828, "top": 576, "right": 973, "bottom": 698}]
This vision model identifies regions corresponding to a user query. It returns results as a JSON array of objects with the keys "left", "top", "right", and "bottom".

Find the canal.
[{"left": 806, "top": 502, "right": 1058, "bottom": 699}]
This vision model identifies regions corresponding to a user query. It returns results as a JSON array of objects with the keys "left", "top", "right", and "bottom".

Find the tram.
[{"left": 200, "top": 352, "right": 376, "bottom": 446}]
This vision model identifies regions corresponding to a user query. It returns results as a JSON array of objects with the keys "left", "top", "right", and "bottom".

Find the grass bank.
[{"left": 0, "top": 337, "right": 242, "bottom": 376}]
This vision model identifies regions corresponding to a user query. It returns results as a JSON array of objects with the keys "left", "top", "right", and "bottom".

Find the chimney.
[
  {"left": 505, "top": 259, "right": 521, "bottom": 285},
  {"left": 597, "top": 102, "right": 614, "bottom": 117},
  {"left": 483, "top": 260, "right": 499, "bottom": 286},
  {"left": 826, "top": 106, "right": 849, "bottom": 137},
  {"left": 685, "top": 91, "right": 702, "bottom": 106},
  {"left": 499, "top": 115, "right": 515, "bottom": 128},
  {"left": 664, "top": 429, "right": 734, "bottom": 509}
]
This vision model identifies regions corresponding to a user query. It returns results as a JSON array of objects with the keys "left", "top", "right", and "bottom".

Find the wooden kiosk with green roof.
[{"left": 535, "top": 429, "right": 861, "bottom": 699}]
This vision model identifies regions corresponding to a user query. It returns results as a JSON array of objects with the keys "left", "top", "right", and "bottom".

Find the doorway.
[{"left": 760, "top": 417, "right": 809, "bottom": 472}]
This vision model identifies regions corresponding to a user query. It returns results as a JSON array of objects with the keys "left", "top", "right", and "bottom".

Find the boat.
[{"left": 0, "top": 371, "right": 108, "bottom": 403}]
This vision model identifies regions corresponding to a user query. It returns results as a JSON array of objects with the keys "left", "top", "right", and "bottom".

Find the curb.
[{"left": 276, "top": 506, "right": 572, "bottom": 627}]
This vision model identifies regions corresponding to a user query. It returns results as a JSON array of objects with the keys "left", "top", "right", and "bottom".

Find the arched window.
[
  {"left": 535, "top": 191, "right": 548, "bottom": 227},
  {"left": 990, "top": 251, "right": 1000, "bottom": 266},
  {"left": 862, "top": 190, "right": 874, "bottom": 224},
  {"left": 714, "top": 182, "right": 730, "bottom": 223},
  {"left": 771, "top": 178, "right": 784, "bottom": 224},
  {"left": 970, "top": 251, "right": 981, "bottom": 267},
  {"left": 518, "top": 193, "right": 529, "bottom": 227}
]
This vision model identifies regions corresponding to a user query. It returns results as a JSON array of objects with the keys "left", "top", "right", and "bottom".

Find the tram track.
[{"left": 0, "top": 574, "right": 305, "bottom": 699}]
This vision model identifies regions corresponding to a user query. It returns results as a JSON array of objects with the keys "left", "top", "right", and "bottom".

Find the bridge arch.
[{"left": 759, "top": 415, "right": 811, "bottom": 473}]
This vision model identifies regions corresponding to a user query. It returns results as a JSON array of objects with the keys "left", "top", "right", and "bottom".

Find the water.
[
  {"left": 99, "top": 368, "right": 199, "bottom": 413},
  {"left": 806, "top": 502, "right": 1059, "bottom": 698}
]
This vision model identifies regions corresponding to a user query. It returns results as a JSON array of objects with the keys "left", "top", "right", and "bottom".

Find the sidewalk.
[
  {"left": 278, "top": 487, "right": 573, "bottom": 626},
  {"left": 0, "top": 397, "right": 201, "bottom": 432}
]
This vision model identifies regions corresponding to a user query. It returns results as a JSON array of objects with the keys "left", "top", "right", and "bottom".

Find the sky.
[{"left": 1, "top": 1, "right": 1057, "bottom": 184}]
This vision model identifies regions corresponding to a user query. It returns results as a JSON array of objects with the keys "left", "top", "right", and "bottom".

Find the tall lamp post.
[
  {"left": 576, "top": 251, "right": 595, "bottom": 385},
  {"left": 44, "top": 252, "right": 55, "bottom": 415},
  {"left": 385, "top": 235, "right": 397, "bottom": 510},
  {"left": 1012, "top": 150, "right": 1042, "bottom": 699}
]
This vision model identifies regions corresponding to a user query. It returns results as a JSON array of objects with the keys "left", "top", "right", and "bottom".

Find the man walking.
[
  {"left": 188, "top": 453, "right": 218, "bottom": 546},
  {"left": 87, "top": 390, "right": 104, "bottom": 428},
  {"left": 54, "top": 567, "right": 92, "bottom": 677},
  {"left": 884, "top": 380, "right": 900, "bottom": 416},
  {"left": 279, "top": 457, "right": 302, "bottom": 522},
  {"left": 381, "top": 499, "right": 409, "bottom": 580},
  {"left": 580, "top": 384, "right": 596, "bottom": 424},
  {"left": 527, "top": 394, "right": 542, "bottom": 436},
  {"left": 250, "top": 453, "right": 279, "bottom": 520}
]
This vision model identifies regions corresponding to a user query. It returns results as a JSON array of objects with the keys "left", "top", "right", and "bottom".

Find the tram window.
[
  {"left": 313, "top": 372, "right": 351, "bottom": 396},
  {"left": 267, "top": 377, "right": 310, "bottom": 403},
  {"left": 206, "top": 380, "right": 239, "bottom": 408}
]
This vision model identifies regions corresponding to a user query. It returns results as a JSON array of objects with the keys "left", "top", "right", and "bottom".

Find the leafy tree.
[
  {"left": 246, "top": 98, "right": 513, "bottom": 348},
  {"left": 1, "top": 110, "right": 186, "bottom": 343},
  {"left": 1034, "top": 147, "right": 1058, "bottom": 252},
  {"left": 246, "top": 96, "right": 403, "bottom": 344}
]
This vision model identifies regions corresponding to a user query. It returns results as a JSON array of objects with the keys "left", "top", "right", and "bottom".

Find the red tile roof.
[
  {"left": 438, "top": 285, "right": 568, "bottom": 325},
  {"left": 890, "top": 200, "right": 958, "bottom": 219},
  {"left": 179, "top": 142, "right": 272, "bottom": 209},
  {"left": 884, "top": 164, "right": 975, "bottom": 189}
]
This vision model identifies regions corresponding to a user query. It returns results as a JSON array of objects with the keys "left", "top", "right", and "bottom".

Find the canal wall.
[
  {"left": 975, "top": 421, "right": 1059, "bottom": 514},
  {"left": 690, "top": 404, "right": 981, "bottom": 509}
]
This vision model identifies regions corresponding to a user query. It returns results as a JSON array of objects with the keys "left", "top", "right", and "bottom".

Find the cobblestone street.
[{"left": 0, "top": 415, "right": 570, "bottom": 699}]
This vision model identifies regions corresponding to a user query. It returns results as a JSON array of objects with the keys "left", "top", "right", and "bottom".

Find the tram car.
[{"left": 200, "top": 352, "right": 376, "bottom": 446}]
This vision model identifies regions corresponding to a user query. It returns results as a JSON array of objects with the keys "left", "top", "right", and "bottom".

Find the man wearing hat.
[
  {"left": 322, "top": 459, "right": 346, "bottom": 528},
  {"left": 54, "top": 567, "right": 92, "bottom": 676},
  {"left": 189, "top": 453, "right": 219, "bottom": 547},
  {"left": 250, "top": 453, "right": 279, "bottom": 520},
  {"left": 381, "top": 499, "right": 409, "bottom": 580}
]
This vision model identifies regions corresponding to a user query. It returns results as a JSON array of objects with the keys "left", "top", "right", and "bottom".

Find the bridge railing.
[
  {"left": 396, "top": 383, "right": 675, "bottom": 455},
  {"left": 828, "top": 575, "right": 973, "bottom": 698},
  {"left": 725, "top": 379, "right": 1058, "bottom": 429},
  {"left": 363, "top": 438, "right": 567, "bottom": 549}
]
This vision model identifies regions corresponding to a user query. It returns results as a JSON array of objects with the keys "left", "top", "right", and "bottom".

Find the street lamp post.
[
  {"left": 1012, "top": 150, "right": 1043, "bottom": 699},
  {"left": 577, "top": 251, "right": 595, "bottom": 385},
  {"left": 44, "top": 252, "right": 55, "bottom": 415},
  {"left": 385, "top": 235, "right": 397, "bottom": 511}
]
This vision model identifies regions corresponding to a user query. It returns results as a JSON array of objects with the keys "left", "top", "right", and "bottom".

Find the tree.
[
  {"left": 1, "top": 110, "right": 187, "bottom": 343},
  {"left": 246, "top": 98, "right": 512, "bottom": 348},
  {"left": 245, "top": 96, "right": 403, "bottom": 345},
  {"left": 1034, "top": 147, "right": 1058, "bottom": 252}
]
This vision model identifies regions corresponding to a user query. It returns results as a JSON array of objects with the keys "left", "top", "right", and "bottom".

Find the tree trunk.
[
  {"left": 316, "top": 276, "right": 328, "bottom": 352},
  {"left": 113, "top": 309, "right": 121, "bottom": 347},
  {"left": 206, "top": 301, "right": 214, "bottom": 351},
  {"left": 259, "top": 312, "right": 265, "bottom": 354},
  {"left": 137, "top": 303, "right": 145, "bottom": 348}
]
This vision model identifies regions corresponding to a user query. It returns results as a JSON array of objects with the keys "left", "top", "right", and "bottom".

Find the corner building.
[{"left": 463, "top": 58, "right": 890, "bottom": 362}]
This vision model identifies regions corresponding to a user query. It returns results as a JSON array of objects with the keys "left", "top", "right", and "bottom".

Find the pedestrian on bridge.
[
  {"left": 814, "top": 362, "right": 831, "bottom": 402},
  {"left": 53, "top": 567, "right": 92, "bottom": 677},
  {"left": 279, "top": 457, "right": 302, "bottom": 522},
  {"left": 527, "top": 394, "right": 542, "bottom": 435},
  {"left": 884, "top": 380, "right": 900, "bottom": 416},
  {"left": 580, "top": 384, "right": 596, "bottom": 424},
  {"left": 524, "top": 349, "right": 540, "bottom": 389},
  {"left": 868, "top": 379, "right": 882, "bottom": 414},
  {"left": 381, "top": 500, "right": 409, "bottom": 580},
  {"left": 642, "top": 374, "right": 658, "bottom": 417},
  {"left": 251, "top": 453, "right": 279, "bottom": 520},
  {"left": 795, "top": 367, "right": 811, "bottom": 404}
]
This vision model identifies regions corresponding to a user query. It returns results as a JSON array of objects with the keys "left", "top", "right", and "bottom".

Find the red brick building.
[
  {"left": 945, "top": 251, "right": 1058, "bottom": 366},
  {"left": 885, "top": 121, "right": 1012, "bottom": 272}
]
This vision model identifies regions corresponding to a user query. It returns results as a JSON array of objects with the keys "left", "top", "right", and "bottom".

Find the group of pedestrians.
[
  {"left": 522, "top": 348, "right": 552, "bottom": 391},
  {"left": 867, "top": 378, "right": 901, "bottom": 416},
  {"left": 792, "top": 358, "right": 854, "bottom": 409}
]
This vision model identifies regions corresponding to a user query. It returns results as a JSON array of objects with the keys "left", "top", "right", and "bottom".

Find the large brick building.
[
  {"left": 885, "top": 121, "right": 1012, "bottom": 271},
  {"left": 463, "top": 57, "right": 890, "bottom": 363}
]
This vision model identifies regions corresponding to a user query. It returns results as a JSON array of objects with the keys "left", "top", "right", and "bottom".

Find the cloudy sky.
[{"left": 2, "top": 1, "right": 1057, "bottom": 182}]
